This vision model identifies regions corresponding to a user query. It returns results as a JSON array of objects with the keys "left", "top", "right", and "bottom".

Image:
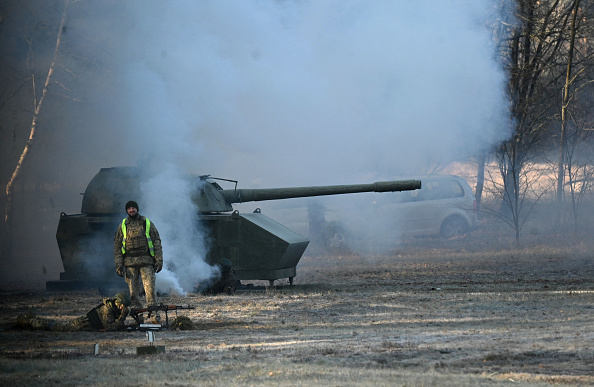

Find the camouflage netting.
[{"left": 170, "top": 316, "right": 195, "bottom": 330}]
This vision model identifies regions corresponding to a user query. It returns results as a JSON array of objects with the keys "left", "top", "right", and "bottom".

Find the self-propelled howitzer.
[{"left": 51, "top": 167, "right": 420, "bottom": 291}]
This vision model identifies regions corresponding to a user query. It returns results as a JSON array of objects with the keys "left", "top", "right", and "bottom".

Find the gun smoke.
[
  {"left": 140, "top": 166, "right": 217, "bottom": 295},
  {"left": 1, "top": 0, "right": 511, "bottom": 289}
]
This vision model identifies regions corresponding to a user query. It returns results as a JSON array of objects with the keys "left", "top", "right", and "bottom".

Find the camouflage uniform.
[
  {"left": 16, "top": 296, "right": 129, "bottom": 332},
  {"left": 114, "top": 213, "right": 163, "bottom": 310}
]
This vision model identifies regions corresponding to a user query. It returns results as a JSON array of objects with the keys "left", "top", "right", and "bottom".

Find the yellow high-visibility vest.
[{"left": 121, "top": 218, "right": 155, "bottom": 257}]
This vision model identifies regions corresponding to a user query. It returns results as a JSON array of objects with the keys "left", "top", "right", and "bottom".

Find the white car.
[
  {"left": 382, "top": 175, "right": 478, "bottom": 239},
  {"left": 250, "top": 175, "right": 478, "bottom": 246}
]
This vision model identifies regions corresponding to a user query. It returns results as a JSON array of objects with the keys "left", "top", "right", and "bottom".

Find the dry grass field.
[{"left": 1, "top": 227, "right": 593, "bottom": 386}]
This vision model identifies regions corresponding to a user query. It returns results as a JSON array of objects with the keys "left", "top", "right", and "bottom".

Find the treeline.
[{"left": 475, "top": 0, "right": 594, "bottom": 244}]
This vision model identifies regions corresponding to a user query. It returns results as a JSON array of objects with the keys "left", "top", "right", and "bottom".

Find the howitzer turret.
[{"left": 50, "top": 167, "right": 420, "bottom": 291}]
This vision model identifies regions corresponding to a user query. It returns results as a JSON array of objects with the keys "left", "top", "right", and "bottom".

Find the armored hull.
[{"left": 49, "top": 167, "right": 421, "bottom": 290}]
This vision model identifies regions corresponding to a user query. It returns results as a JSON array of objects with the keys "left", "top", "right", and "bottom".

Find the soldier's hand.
[
  {"left": 154, "top": 262, "right": 163, "bottom": 273},
  {"left": 116, "top": 267, "right": 124, "bottom": 277}
]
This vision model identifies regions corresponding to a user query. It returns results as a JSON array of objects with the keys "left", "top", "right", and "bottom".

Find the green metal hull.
[
  {"left": 51, "top": 211, "right": 309, "bottom": 290},
  {"left": 49, "top": 167, "right": 420, "bottom": 291}
]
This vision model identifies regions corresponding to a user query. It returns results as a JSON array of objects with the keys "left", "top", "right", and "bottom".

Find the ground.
[{"left": 0, "top": 234, "right": 593, "bottom": 386}]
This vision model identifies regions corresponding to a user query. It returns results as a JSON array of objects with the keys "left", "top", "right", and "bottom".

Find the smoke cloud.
[
  {"left": 96, "top": 0, "right": 510, "bottom": 183},
  {"left": 88, "top": 0, "right": 510, "bottom": 286},
  {"left": 140, "top": 165, "right": 217, "bottom": 294},
  {"left": 1, "top": 1, "right": 512, "bottom": 288}
]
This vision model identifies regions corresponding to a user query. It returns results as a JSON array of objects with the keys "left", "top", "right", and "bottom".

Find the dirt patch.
[{"left": 1, "top": 240, "right": 593, "bottom": 386}]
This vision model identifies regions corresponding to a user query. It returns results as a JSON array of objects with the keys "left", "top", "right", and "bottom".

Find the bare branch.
[{"left": 4, "top": 0, "right": 69, "bottom": 223}]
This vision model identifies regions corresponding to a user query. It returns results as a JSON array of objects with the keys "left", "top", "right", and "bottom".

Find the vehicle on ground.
[
  {"left": 51, "top": 166, "right": 421, "bottom": 290},
  {"left": 385, "top": 175, "right": 478, "bottom": 239}
]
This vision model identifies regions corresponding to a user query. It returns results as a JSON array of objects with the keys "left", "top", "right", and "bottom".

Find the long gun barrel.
[{"left": 220, "top": 179, "right": 421, "bottom": 204}]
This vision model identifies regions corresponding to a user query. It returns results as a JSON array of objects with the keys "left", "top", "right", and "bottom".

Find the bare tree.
[
  {"left": 474, "top": 0, "right": 517, "bottom": 217},
  {"left": 494, "top": 0, "right": 585, "bottom": 243},
  {"left": 1, "top": 0, "right": 71, "bottom": 262},
  {"left": 556, "top": 0, "right": 582, "bottom": 225},
  {"left": 555, "top": 0, "right": 594, "bottom": 228},
  {"left": 563, "top": 99, "right": 594, "bottom": 232},
  {"left": 482, "top": 156, "right": 551, "bottom": 246},
  {"left": 5, "top": 2, "right": 68, "bottom": 221}
]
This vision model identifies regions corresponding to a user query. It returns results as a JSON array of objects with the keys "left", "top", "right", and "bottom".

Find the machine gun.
[{"left": 130, "top": 303, "right": 195, "bottom": 329}]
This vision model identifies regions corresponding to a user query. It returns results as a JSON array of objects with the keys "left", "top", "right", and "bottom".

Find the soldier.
[
  {"left": 197, "top": 258, "right": 237, "bottom": 295},
  {"left": 15, "top": 293, "right": 131, "bottom": 332},
  {"left": 113, "top": 200, "right": 163, "bottom": 323}
]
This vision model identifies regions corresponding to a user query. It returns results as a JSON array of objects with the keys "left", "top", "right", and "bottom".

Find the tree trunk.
[
  {"left": 2, "top": 0, "right": 69, "bottom": 261},
  {"left": 475, "top": 151, "right": 485, "bottom": 219},
  {"left": 555, "top": 0, "right": 580, "bottom": 228}
]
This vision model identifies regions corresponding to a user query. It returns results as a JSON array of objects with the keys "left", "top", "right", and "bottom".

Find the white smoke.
[
  {"left": 140, "top": 165, "right": 217, "bottom": 294},
  {"left": 57, "top": 0, "right": 511, "bottom": 284},
  {"left": 99, "top": 0, "right": 510, "bottom": 185}
]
